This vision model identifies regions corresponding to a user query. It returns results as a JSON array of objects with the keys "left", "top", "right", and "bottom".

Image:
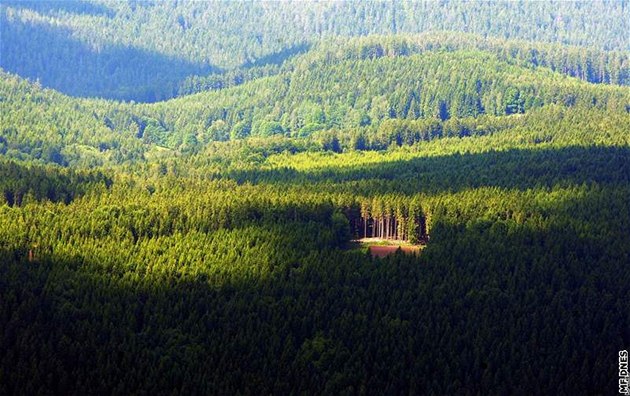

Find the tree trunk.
[{"left": 380, "top": 218, "right": 384, "bottom": 239}]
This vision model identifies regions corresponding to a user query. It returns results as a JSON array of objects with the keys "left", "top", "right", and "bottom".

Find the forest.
[
  {"left": 1, "top": 1, "right": 629, "bottom": 395},
  {"left": 1, "top": 0, "right": 629, "bottom": 100}
]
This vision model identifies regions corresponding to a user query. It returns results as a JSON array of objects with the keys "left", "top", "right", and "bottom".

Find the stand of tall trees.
[{"left": 352, "top": 197, "right": 426, "bottom": 243}]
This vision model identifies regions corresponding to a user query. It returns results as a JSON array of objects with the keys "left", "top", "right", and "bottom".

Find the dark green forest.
[{"left": 1, "top": 1, "right": 629, "bottom": 395}]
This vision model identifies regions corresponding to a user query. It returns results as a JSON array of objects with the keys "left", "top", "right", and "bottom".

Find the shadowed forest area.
[
  {"left": 1, "top": 183, "right": 628, "bottom": 394},
  {"left": 1, "top": 141, "right": 629, "bottom": 394},
  {"left": 0, "top": 10, "right": 218, "bottom": 101},
  {"left": 222, "top": 145, "right": 630, "bottom": 193}
]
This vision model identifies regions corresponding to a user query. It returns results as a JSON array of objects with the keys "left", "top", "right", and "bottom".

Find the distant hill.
[
  {"left": 1, "top": 0, "right": 629, "bottom": 101},
  {"left": 1, "top": 34, "right": 628, "bottom": 166},
  {"left": 114, "top": 36, "right": 629, "bottom": 150},
  {"left": 0, "top": 71, "right": 144, "bottom": 167}
]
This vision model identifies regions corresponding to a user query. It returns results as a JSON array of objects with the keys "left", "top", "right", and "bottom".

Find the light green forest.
[
  {"left": 2, "top": 0, "right": 629, "bottom": 100},
  {"left": 1, "top": 1, "right": 629, "bottom": 394}
]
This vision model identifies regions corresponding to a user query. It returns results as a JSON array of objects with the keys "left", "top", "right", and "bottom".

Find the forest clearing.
[{"left": 352, "top": 238, "right": 424, "bottom": 257}]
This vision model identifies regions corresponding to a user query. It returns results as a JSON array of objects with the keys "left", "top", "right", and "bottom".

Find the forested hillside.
[
  {"left": 0, "top": 72, "right": 145, "bottom": 166},
  {"left": 1, "top": 2, "right": 630, "bottom": 395},
  {"left": 2, "top": 0, "right": 628, "bottom": 100},
  {"left": 1, "top": 109, "right": 629, "bottom": 393},
  {"left": 2, "top": 36, "right": 628, "bottom": 165}
]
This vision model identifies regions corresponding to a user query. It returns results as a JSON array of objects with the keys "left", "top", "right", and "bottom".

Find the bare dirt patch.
[
  {"left": 350, "top": 238, "right": 424, "bottom": 258},
  {"left": 368, "top": 245, "right": 421, "bottom": 258}
]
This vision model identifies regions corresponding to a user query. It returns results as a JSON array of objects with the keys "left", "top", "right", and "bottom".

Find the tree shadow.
[
  {"left": 224, "top": 145, "right": 630, "bottom": 195},
  {"left": 2, "top": 0, "right": 115, "bottom": 18},
  {"left": 1, "top": 144, "right": 629, "bottom": 393},
  {"left": 1, "top": 184, "right": 627, "bottom": 394},
  {"left": 0, "top": 8, "right": 219, "bottom": 102},
  {"left": 241, "top": 43, "right": 311, "bottom": 68},
  {"left": 0, "top": 159, "right": 112, "bottom": 206}
]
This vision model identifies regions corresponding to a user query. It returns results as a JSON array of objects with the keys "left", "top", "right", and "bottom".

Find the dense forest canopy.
[
  {"left": 1, "top": 0, "right": 629, "bottom": 100},
  {"left": 1, "top": 1, "right": 630, "bottom": 395},
  {"left": 1, "top": 35, "right": 628, "bottom": 166}
]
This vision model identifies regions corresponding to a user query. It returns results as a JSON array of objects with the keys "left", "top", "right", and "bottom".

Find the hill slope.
[
  {"left": 1, "top": 0, "right": 629, "bottom": 101},
  {"left": 1, "top": 36, "right": 628, "bottom": 165}
]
